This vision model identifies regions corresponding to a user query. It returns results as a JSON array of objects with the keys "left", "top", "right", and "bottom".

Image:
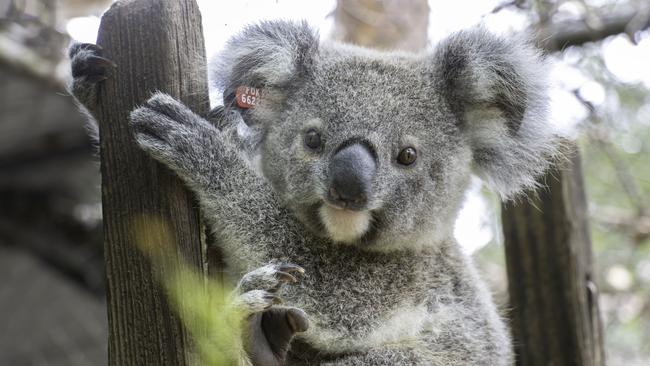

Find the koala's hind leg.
[
  {"left": 234, "top": 263, "right": 309, "bottom": 366},
  {"left": 68, "top": 43, "right": 116, "bottom": 112}
]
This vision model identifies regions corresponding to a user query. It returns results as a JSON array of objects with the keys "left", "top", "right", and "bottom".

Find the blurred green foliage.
[{"left": 133, "top": 217, "right": 244, "bottom": 366}]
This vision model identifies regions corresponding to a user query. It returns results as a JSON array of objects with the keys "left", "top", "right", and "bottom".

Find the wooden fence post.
[
  {"left": 502, "top": 144, "right": 605, "bottom": 365},
  {"left": 94, "top": 1, "right": 210, "bottom": 365}
]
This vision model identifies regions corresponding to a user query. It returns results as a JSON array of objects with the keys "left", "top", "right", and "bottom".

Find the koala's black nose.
[{"left": 327, "top": 143, "right": 376, "bottom": 210}]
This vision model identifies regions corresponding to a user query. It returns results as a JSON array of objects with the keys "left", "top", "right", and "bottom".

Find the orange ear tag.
[{"left": 235, "top": 86, "right": 261, "bottom": 109}]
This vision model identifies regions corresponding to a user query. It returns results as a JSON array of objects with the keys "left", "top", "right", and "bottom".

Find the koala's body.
[{"left": 70, "top": 21, "right": 559, "bottom": 365}]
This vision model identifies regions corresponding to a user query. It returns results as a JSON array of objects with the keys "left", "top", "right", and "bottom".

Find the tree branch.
[{"left": 537, "top": 5, "right": 650, "bottom": 51}]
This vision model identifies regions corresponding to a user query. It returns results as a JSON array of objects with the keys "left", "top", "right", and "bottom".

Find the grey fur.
[
  {"left": 73, "top": 20, "right": 561, "bottom": 365},
  {"left": 67, "top": 42, "right": 118, "bottom": 143}
]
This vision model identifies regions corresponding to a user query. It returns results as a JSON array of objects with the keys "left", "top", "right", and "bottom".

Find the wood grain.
[
  {"left": 94, "top": 1, "right": 209, "bottom": 365},
  {"left": 502, "top": 144, "right": 605, "bottom": 366}
]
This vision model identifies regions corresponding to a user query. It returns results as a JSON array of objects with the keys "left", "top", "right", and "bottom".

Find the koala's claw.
[
  {"left": 84, "top": 54, "right": 117, "bottom": 69},
  {"left": 275, "top": 271, "right": 297, "bottom": 285},
  {"left": 70, "top": 43, "right": 116, "bottom": 80},
  {"left": 236, "top": 262, "right": 305, "bottom": 295},
  {"left": 234, "top": 262, "right": 306, "bottom": 315},
  {"left": 69, "top": 42, "right": 117, "bottom": 109},
  {"left": 278, "top": 263, "right": 305, "bottom": 275},
  {"left": 236, "top": 263, "right": 309, "bottom": 366}
]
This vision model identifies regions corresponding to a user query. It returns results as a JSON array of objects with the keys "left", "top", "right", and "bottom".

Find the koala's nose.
[{"left": 327, "top": 143, "right": 376, "bottom": 210}]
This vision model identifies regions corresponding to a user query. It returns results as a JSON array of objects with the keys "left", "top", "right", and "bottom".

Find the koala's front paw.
[
  {"left": 69, "top": 42, "right": 116, "bottom": 108},
  {"left": 246, "top": 307, "right": 309, "bottom": 366},
  {"left": 236, "top": 263, "right": 305, "bottom": 299},
  {"left": 235, "top": 263, "right": 309, "bottom": 366},
  {"left": 130, "top": 92, "right": 218, "bottom": 175}
]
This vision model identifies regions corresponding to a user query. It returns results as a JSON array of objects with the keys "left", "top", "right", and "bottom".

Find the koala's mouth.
[{"left": 318, "top": 201, "right": 373, "bottom": 243}]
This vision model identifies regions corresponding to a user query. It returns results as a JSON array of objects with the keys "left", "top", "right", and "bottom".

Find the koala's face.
[
  {"left": 260, "top": 50, "right": 472, "bottom": 247},
  {"left": 214, "top": 21, "right": 557, "bottom": 250}
]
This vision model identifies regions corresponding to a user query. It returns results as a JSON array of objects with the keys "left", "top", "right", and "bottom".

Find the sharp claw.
[
  {"left": 88, "top": 55, "right": 117, "bottom": 68},
  {"left": 279, "top": 263, "right": 305, "bottom": 275},
  {"left": 86, "top": 74, "right": 108, "bottom": 83},
  {"left": 275, "top": 271, "right": 297, "bottom": 284}
]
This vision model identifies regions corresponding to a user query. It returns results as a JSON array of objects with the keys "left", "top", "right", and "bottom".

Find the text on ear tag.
[{"left": 235, "top": 86, "right": 260, "bottom": 109}]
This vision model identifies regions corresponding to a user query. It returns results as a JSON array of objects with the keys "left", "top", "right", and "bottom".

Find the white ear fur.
[{"left": 433, "top": 28, "right": 561, "bottom": 198}]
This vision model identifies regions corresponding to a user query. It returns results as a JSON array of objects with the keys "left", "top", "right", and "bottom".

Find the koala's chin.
[{"left": 318, "top": 203, "right": 372, "bottom": 243}]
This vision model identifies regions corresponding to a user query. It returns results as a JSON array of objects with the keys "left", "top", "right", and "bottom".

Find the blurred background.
[{"left": 0, "top": 0, "right": 648, "bottom": 365}]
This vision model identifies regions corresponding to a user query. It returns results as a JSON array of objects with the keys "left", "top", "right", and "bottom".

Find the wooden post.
[
  {"left": 502, "top": 144, "right": 605, "bottom": 365},
  {"left": 94, "top": 1, "right": 210, "bottom": 365}
]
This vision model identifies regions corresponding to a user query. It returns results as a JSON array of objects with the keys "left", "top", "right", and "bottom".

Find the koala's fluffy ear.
[
  {"left": 212, "top": 20, "right": 318, "bottom": 122},
  {"left": 431, "top": 28, "right": 560, "bottom": 198}
]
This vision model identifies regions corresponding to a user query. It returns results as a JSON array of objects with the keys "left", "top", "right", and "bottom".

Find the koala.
[{"left": 69, "top": 20, "right": 559, "bottom": 365}]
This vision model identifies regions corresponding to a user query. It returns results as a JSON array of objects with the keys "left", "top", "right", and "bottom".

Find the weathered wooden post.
[
  {"left": 502, "top": 144, "right": 605, "bottom": 365},
  {"left": 94, "top": 0, "right": 210, "bottom": 364}
]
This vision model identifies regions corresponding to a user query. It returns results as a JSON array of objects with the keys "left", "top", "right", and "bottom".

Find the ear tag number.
[{"left": 235, "top": 86, "right": 261, "bottom": 109}]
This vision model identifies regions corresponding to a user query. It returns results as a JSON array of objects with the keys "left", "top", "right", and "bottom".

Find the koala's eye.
[
  {"left": 397, "top": 147, "right": 417, "bottom": 166},
  {"left": 304, "top": 129, "right": 322, "bottom": 150}
]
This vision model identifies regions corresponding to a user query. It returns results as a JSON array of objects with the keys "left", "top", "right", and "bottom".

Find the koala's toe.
[
  {"left": 143, "top": 92, "right": 205, "bottom": 128},
  {"left": 128, "top": 109, "right": 190, "bottom": 163},
  {"left": 144, "top": 93, "right": 181, "bottom": 114},
  {"left": 278, "top": 263, "right": 305, "bottom": 275},
  {"left": 237, "top": 262, "right": 305, "bottom": 294},
  {"left": 285, "top": 307, "right": 309, "bottom": 333},
  {"left": 274, "top": 271, "right": 297, "bottom": 285},
  {"left": 129, "top": 107, "right": 173, "bottom": 138},
  {"left": 237, "top": 289, "right": 283, "bottom": 314},
  {"left": 245, "top": 307, "right": 310, "bottom": 366},
  {"left": 70, "top": 44, "right": 116, "bottom": 80}
]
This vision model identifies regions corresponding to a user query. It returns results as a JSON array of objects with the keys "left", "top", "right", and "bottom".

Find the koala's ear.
[
  {"left": 431, "top": 28, "right": 560, "bottom": 198},
  {"left": 212, "top": 20, "right": 318, "bottom": 122}
]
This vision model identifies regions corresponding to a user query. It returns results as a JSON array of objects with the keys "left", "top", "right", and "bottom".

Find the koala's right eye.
[{"left": 304, "top": 129, "right": 322, "bottom": 150}]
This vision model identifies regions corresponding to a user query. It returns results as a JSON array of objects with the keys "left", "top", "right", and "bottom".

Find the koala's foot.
[
  {"left": 69, "top": 42, "right": 116, "bottom": 108},
  {"left": 130, "top": 92, "right": 219, "bottom": 177},
  {"left": 235, "top": 263, "right": 309, "bottom": 366}
]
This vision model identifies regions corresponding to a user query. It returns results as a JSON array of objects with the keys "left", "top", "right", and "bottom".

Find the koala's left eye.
[
  {"left": 304, "top": 129, "right": 322, "bottom": 150},
  {"left": 397, "top": 147, "right": 417, "bottom": 166}
]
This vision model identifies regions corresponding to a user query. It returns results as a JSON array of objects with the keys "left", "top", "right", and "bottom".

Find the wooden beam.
[
  {"left": 94, "top": 1, "right": 209, "bottom": 365},
  {"left": 537, "top": 5, "right": 650, "bottom": 51}
]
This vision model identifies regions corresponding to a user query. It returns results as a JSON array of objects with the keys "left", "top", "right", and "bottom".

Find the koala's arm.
[
  {"left": 68, "top": 43, "right": 261, "bottom": 155},
  {"left": 129, "top": 92, "right": 300, "bottom": 249}
]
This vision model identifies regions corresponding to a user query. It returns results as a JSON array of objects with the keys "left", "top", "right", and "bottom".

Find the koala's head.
[{"left": 213, "top": 21, "right": 559, "bottom": 251}]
